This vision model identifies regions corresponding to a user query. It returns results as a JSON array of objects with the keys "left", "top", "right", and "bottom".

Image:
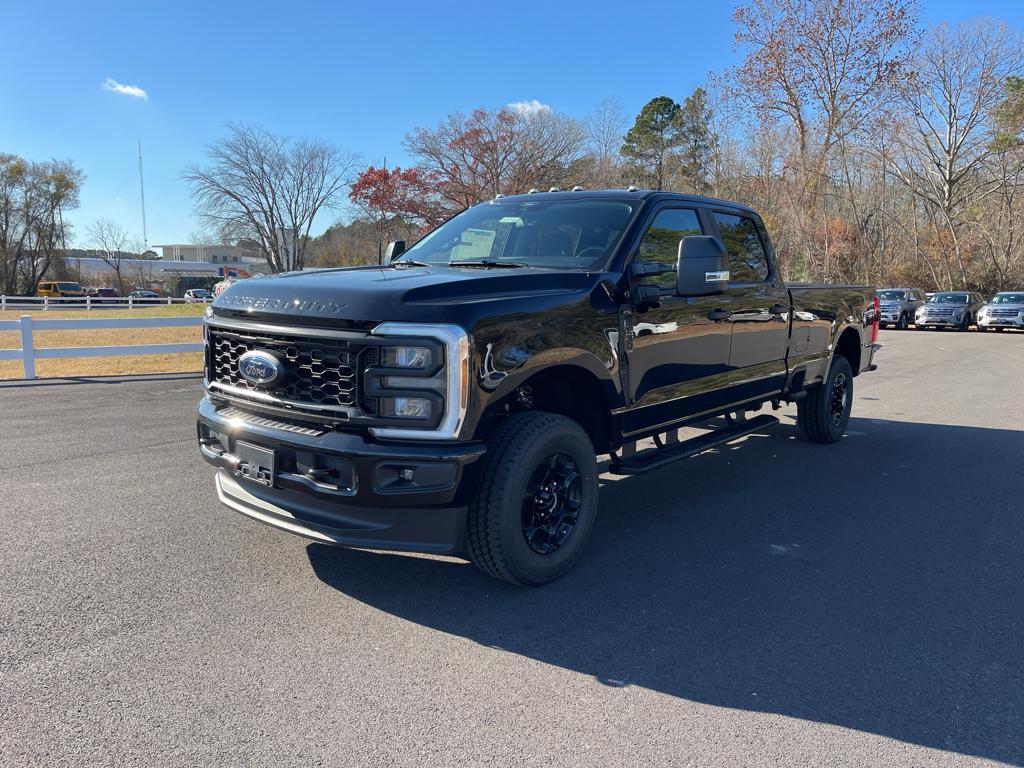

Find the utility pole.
[{"left": 137, "top": 140, "right": 148, "bottom": 251}]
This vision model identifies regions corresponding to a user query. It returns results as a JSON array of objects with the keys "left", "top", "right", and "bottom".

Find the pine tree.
[
  {"left": 620, "top": 96, "right": 684, "bottom": 190},
  {"left": 678, "top": 87, "right": 717, "bottom": 194}
]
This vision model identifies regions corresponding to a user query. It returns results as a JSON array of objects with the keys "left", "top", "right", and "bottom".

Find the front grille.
[
  {"left": 927, "top": 308, "right": 955, "bottom": 317},
  {"left": 207, "top": 325, "right": 376, "bottom": 417},
  {"left": 989, "top": 308, "right": 1019, "bottom": 317}
]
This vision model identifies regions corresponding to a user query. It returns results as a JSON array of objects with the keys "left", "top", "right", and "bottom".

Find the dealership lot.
[{"left": 1, "top": 330, "right": 1022, "bottom": 767}]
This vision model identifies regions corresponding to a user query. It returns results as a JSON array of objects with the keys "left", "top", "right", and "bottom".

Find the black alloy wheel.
[{"left": 521, "top": 452, "right": 583, "bottom": 555}]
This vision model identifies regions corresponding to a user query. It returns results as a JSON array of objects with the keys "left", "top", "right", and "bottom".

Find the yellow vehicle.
[{"left": 36, "top": 281, "right": 85, "bottom": 298}]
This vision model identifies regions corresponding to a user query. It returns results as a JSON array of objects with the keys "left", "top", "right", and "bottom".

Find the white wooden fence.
[
  {"left": 0, "top": 314, "right": 204, "bottom": 379},
  {"left": 1, "top": 295, "right": 205, "bottom": 311}
]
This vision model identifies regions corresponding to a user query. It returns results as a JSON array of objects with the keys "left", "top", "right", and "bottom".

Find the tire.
[
  {"left": 895, "top": 313, "right": 908, "bottom": 330},
  {"left": 958, "top": 314, "right": 971, "bottom": 332},
  {"left": 466, "top": 411, "right": 599, "bottom": 586},
  {"left": 797, "top": 355, "right": 854, "bottom": 444}
]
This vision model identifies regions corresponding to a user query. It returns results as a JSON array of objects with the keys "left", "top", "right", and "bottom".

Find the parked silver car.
[
  {"left": 977, "top": 291, "right": 1024, "bottom": 332},
  {"left": 915, "top": 291, "right": 985, "bottom": 331},
  {"left": 877, "top": 287, "right": 925, "bottom": 330}
]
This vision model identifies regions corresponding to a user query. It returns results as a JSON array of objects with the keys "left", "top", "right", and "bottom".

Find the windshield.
[
  {"left": 991, "top": 293, "right": 1024, "bottom": 304},
  {"left": 397, "top": 199, "right": 640, "bottom": 269},
  {"left": 927, "top": 293, "right": 968, "bottom": 304},
  {"left": 57, "top": 282, "right": 81, "bottom": 291},
  {"left": 877, "top": 290, "right": 907, "bottom": 301}
]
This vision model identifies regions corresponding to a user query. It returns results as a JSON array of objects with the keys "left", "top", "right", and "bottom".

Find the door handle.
[
  {"left": 707, "top": 308, "right": 732, "bottom": 321},
  {"left": 769, "top": 304, "right": 788, "bottom": 315}
]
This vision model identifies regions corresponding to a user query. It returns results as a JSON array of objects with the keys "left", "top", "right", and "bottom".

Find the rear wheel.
[
  {"left": 798, "top": 355, "right": 854, "bottom": 444},
  {"left": 466, "top": 412, "right": 599, "bottom": 586}
]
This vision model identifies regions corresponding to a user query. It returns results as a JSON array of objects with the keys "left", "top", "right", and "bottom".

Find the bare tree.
[
  {"left": 585, "top": 98, "right": 627, "bottom": 187},
  {"left": 405, "top": 107, "right": 587, "bottom": 209},
  {"left": 725, "top": 0, "right": 917, "bottom": 202},
  {"left": 87, "top": 218, "right": 132, "bottom": 293},
  {"left": 889, "top": 19, "right": 1024, "bottom": 287},
  {"left": 184, "top": 123, "right": 359, "bottom": 272},
  {"left": 0, "top": 155, "right": 82, "bottom": 294}
]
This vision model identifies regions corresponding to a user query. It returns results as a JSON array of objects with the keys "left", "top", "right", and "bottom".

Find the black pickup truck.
[{"left": 197, "top": 190, "right": 880, "bottom": 585}]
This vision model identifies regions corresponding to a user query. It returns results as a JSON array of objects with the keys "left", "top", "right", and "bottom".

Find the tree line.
[{"left": 303, "top": 2, "right": 1024, "bottom": 293}]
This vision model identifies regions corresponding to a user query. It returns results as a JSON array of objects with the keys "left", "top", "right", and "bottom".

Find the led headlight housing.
[{"left": 366, "top": 323, "right": 470, "bottom": 440}]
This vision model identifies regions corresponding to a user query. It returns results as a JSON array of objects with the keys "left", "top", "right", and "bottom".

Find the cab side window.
[
  {"left": 635, "top": 208, "right": 702, "bottom": 288},
  {"left": 713, "top": 212, "right": 770, "bottom": 284}
]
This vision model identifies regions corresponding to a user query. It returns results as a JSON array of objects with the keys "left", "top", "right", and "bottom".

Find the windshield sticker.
[{"left": 451, "top": 228, "right": 496, "bottom": 260}]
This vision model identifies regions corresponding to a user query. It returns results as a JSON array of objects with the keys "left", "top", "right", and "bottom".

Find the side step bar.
[{"left": 608, "top": 414, "right": 779, "bottom": 475}]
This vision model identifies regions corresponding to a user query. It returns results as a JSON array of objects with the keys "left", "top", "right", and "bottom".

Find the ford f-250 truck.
[{"left": 197, "top": 190, "right": 880, "bottom": 585}]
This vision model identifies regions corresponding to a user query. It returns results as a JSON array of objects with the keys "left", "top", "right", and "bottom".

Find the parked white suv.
[{"left": 977, "top": 292, "right": 1024, "bottom": 331}]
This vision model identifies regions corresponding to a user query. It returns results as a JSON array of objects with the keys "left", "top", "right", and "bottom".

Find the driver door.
[{"left": 620, "top": 206, "right": 736, "bottom": 438}]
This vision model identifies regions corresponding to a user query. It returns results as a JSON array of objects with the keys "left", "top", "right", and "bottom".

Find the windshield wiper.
[
  {"left": 391, "top": 258, "right": 433, "bottom": 268},
  {"left": 447, "top": 259, "right": 528, "bottom": 269}
]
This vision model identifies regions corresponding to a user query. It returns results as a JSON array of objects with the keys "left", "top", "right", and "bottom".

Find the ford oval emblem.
[{"left": 237, "top": 350, "right": 285, "bottom": 387}]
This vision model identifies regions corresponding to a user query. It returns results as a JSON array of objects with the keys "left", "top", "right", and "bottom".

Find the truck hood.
[
  {"left": 983, "top": 303, "right": 1024, "bottom": 311},
  {"left": 211, "top": 265, "right": 592, "bottom": 325}
]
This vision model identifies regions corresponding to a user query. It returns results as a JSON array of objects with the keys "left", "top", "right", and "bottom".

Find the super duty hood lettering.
[{"left": 219, "top": 294, "right": 350, "bottom": 315}]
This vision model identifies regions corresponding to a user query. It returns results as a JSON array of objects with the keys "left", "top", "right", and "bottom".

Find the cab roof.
[{"left": 481, "top": 188, "right": 756, "bottom": 213}]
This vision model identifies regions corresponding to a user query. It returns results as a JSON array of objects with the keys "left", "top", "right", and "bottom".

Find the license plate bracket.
[{"left": 235, "top": 441, "right": 276, "bottom": 487}]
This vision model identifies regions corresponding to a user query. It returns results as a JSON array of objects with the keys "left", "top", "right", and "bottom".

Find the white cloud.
[
  {"left": 507, "top": 99, "right": 551, "bottom": 116},
  {"left": 102, "top": 78, "right": 148, "bottom": 100}
]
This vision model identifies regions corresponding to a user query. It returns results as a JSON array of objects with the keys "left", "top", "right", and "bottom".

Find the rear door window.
[{"left": 713, "top": 212, "right": 770, "bottom": 284}]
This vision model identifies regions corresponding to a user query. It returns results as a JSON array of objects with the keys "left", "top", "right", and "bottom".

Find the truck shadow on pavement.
[{"left": 307, "top": 416, "right": 1024, "bottom": 765}]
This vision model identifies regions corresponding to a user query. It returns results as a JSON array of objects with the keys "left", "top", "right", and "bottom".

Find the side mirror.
[
  {"left": 677, "top": 236, "right": 729, "bottom": 296},
  {"left": 384, "top": 240, "right": 406, "bottom": 264}
]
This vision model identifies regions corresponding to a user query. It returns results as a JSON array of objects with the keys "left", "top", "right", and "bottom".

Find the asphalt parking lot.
[{"left": 1, "top": 329, "right": 1022, "bottom": 767}]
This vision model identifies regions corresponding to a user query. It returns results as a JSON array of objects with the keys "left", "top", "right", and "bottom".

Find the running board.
[{"left": 609, "top": 414, "right": 779, "bottom": 475}]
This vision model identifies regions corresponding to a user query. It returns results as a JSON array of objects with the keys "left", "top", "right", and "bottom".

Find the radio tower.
[{"left": 137, "top": 140, "right": 148, "bottom": 251}]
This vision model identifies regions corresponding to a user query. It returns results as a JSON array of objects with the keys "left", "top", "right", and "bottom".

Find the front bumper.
[
  {"left": 878, "top": 309, "right": 905, "bottom": 323},
  {"left": 915, "top": 315, "right": 964, "bottom": 327},
  {"left": 977, "top": 315, "right": 1024, "bottom": 328},
  {"left": 197, "top": 396, "right": 485, "bottom": 554}
]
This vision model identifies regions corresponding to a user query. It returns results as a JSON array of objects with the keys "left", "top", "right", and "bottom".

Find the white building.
[{"left": 156, "top": 243, "right": 264, "bottom": 266}]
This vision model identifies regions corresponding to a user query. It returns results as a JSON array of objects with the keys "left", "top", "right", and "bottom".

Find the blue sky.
[{"left": 2, "top": 0, "right": 1023, "bottom": 248}]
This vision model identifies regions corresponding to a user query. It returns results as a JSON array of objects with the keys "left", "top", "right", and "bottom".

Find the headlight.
[
  {"left": 367, "top": 323, "right": 470, "bottom": 440},
  {"left": 978, "top": 308, "right": 987, "bottom": 317},
  {"left": 381, "top": 345, "right": 432, "bottom": 369}
]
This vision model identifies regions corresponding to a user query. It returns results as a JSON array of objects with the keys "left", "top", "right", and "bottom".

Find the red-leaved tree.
[{"left": 349, "top": 165, "right": 447, "bottom": 239}]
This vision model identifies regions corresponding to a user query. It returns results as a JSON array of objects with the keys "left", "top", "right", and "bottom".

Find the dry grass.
[
  {"left": 0, "top": 304, "right": 206, "bottom": 380},
  {"left": 0, "top": 303, "right": 207, "bottom": 320}
]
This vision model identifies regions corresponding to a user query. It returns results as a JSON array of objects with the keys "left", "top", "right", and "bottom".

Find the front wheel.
[
  {"left": 466, "top": 412, "right": 599, "bottom": 586},
  {"left": 959, "top": 314, "right": 971, "bottom": 331},
  {"left": 798, "top": 355, "right": 854, "bottom": 444},
  {"left": 895, "top": 313, "right": 908, "bottom": 330}
]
